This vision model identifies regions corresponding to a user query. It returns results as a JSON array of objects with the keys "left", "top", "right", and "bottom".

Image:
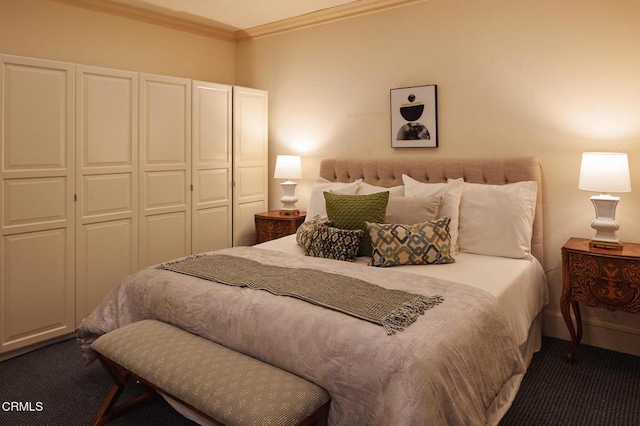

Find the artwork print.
[{"left": 390, "top": 85, "right": 437, "bottom": 148}]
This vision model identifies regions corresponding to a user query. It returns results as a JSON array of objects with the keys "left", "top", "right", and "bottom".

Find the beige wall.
[
  {"left": 0, "top": 0, "right": 235, "bottom": 82},
  {"left": 236, "top": 0, "right": 640, "bottom": 354}
]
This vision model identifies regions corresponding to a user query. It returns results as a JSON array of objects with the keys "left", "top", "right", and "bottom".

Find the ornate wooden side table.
[
  {"left": 254, "top": 211, "right": 306, "bottom": 244},
  {"left": 561, "top": 237, "right": 640, "bottom": 362}
]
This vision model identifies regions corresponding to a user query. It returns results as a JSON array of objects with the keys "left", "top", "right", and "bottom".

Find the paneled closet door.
[
  {"left": 139, "top": 74, "right": 192, "bottom": 268},
  {"left": 75, "top": 66, "right": 138, "bottom": 325},
  {"left": 192, "top": 81, "right": 232, "bottom": 253},
  {"left": 232, "top": 87, "right": 268, "bottom": 246},
  {"left": 0, "top": 55, "right": 75, "bottom": 355}
]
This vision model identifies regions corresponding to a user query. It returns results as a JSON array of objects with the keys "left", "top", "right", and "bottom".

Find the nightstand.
[
  {"left": 254, "top": 211, "right": 306, "bottom": 244},
  {"left": 561, "top": 237, "right": 640, "bottom": 362}
]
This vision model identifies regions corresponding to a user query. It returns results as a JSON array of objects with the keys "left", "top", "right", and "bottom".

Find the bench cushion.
[{"left": 91, "top": 320, "right": 329, "bottom": 425}]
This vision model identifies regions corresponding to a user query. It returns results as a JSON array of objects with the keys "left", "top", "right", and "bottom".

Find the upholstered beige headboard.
[{"left": 319, "top": 157, "right": 544, "bottom": 264}]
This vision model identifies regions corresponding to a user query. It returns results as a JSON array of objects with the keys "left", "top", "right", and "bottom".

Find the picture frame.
[{"left": 390, "top": 84, "right": 438, "bottom": 148}]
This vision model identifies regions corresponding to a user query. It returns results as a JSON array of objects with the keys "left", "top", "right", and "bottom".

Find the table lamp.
[
  {"left": 274, "top": 155, "right": 302, "bottom": 215},
  {"left": 578, "top": 152, "right": 631, "bottom": 249}
]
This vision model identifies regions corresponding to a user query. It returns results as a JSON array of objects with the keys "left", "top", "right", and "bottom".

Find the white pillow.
[
  {"left": 305, "top": 177, "right": 362, "bottom": 221},
  {"left": 357, "top": 182, "right": 404, "bottom": 197},
  {"left": 457, "top": 181, "right": 537, "bottom": 259},
  {"left": 402, "top": 175, "right": 463, "bottom": 253}
]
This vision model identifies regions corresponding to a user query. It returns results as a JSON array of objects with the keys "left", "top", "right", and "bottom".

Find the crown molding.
[
  {"left": 236, "top": 0, "right": 427, "bottom": 41},
  {"left": 49, "top": 0, "right": 236, "bottom": 42},
  {"left": 49, "top": 0, "right": 426, "bottom": 42}
]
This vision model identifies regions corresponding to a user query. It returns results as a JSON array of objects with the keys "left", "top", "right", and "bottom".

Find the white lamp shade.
[
  {"left": 274, "top": 155, "right": 302, "bottom": 180},
  {"left": 578, "top": 152, "right": 631, "bottom": 193}
]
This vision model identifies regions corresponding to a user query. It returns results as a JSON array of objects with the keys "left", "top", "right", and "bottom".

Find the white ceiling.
[{"left": 108, "top": 0, "right": 359, "bottom": 31}]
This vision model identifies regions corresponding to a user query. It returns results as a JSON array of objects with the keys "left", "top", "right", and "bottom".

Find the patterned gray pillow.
[
  {"left": 296, "top": 215, "right": 331, "bottom": 249},
  {"left": 305, "top": 225, "right": 364, "bottom": 262}
]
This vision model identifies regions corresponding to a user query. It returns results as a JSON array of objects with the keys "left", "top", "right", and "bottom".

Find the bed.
[{"left": 78, "top": 156, "right": 548, "bottom": 426}]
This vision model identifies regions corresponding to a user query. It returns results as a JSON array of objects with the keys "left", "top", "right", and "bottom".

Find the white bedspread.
[
  {"left": 78, "top": 245, "right": 543, "bottom": 426},
  {"left": 257, "top": 234, "right": 548, "bottom": 349}
]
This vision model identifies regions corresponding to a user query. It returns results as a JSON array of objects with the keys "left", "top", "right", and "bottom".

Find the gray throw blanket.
[{"left": 159, "top": 254, "right": 443, "bottom": 334}]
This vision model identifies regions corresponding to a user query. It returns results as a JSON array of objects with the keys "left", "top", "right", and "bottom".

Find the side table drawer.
[
  {"left": 256, "top": 228, "right": 287, "bottom": 244},
  {"left": 254, "top": 212, "right": 306, "bottom": 244},
  {"left": 566, "top": 251, "right": 640, "bottom": 312}
]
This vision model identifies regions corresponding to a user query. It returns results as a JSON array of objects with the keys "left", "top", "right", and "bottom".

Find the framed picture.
[{"left": 390, "top": 84, "right": 438, "bottom": 148}]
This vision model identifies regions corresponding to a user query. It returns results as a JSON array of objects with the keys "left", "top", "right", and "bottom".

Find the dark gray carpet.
[
  {"left": 499, "top": 337, "right": 640, "bottom": 426},
  {"left": 0, "top": 336, "right": 638, "bottom": 425}
]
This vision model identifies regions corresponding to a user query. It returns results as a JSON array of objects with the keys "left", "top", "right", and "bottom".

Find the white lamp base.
[
  {"left": 279, "top": 181, "right": 299, "bottom": 215},
  {"left": 589, "top": 194, "right": 622, "bottom": 250}
]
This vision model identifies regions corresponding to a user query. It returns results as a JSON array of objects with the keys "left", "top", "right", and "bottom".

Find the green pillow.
[{"left": 324, "top": 191, "right": 390, "bottom": 257}]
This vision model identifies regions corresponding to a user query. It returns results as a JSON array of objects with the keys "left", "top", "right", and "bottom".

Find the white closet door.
[
  {"left": 232, "top": 87, "right": 268, "bottom": 246},
  {"left": 139, "top": 74, "right": 192, "bottom": 267},
  {"left": 192, "top": 81, "right": 232, "bottom": 253},
  {"left": 75, "top": 66, "right": 138, "bottom": 325},
  {"left": 0, "top": 55, "right": 75, "bottom": 354}
]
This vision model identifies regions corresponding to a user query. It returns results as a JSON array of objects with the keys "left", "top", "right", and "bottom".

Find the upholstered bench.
[{"left": 90, "top": 319, "right": 330, "bottom": 426}]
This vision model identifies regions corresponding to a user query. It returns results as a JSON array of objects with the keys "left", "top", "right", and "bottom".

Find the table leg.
[
  {"left": 573, "top": 301, "right": 583, "bottom": 343},
  {"left": 560, "top": 295, "right": 581, "bottom": 362}
]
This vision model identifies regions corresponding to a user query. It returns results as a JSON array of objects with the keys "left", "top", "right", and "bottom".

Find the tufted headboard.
[{"left": 319, "top": 157, "right": 544, "bottom": 264}]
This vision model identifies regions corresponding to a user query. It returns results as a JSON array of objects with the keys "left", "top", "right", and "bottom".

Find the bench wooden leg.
[{"left": 93, "top": 354, "right": 160, "bottom": 426}]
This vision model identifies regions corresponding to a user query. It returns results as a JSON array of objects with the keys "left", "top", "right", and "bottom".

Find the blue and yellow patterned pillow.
[
  {"left": 366, "top": 217, "right": 455, "bottom": 267},
  {"left": 305, "top": 225, "right": 364, "bottom": 262}
]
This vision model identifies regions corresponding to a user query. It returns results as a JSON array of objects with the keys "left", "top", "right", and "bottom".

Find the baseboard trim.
[
  {"left": 0, "top": 333, "right": 75, "bottom": 362},
  {"left": 542, "top": 312, "right": 640, "bottom": 357}
]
